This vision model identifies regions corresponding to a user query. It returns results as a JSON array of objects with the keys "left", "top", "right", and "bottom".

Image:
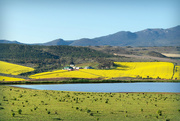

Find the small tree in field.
[
  {"left": 12, "top": 112, "right": 15, "bottom": 117},
  {"left": 18, "top": 109, "right": 22, "bottom": 114}
]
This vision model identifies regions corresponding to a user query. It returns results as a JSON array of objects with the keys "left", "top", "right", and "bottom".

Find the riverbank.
[
  {"left": 0, "top": 78, "right": 180, "bottom": 85},
  {"left": 0, "top": 85, "right": 180, "bottom": 121}
]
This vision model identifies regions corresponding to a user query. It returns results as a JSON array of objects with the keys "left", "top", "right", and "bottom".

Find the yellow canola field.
[
  {"left": 29, "top": 70, "right": 100, "bottom": 79},
  {"left": 0, "top": 61, "right": 34, "bottom": 75},
  {"left": 0, "top": 76, "right": 25, "bottom": 81},
  {"left": 30, "top": 62, "right": 176, "bottom": 80},
  {"left": 173, "top": 66, "right": 180, "bottom": 79},
  {"left": 113, "top": 62, "right": 174, "bottom": 79}
]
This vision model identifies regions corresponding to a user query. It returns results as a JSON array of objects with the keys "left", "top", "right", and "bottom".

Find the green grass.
[{"left": 0, "top": 86, "right": 180, "bottom": 121}]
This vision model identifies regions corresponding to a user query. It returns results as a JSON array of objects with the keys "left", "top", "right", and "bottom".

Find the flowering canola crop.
[
  {"left": 0, "top": 61, "right": 34, "bottom": 75},
  {"left": 30, "top": 62, "right": 177, "bottom": 80},
  {"left": 173, "top": 66, "right": 180, "bottom": 79},
  {"left": 30, "top": 70, "right": 99, "bottom": 79},
  {"left": 0, "top": 76, "right": 25, "bottom": 81}
]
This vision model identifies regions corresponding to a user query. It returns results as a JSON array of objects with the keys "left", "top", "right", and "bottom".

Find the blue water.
[{"left": 10, "top": 82, "right": 180, "bottom": 93}]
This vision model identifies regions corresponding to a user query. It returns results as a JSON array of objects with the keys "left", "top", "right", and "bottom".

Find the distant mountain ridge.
[
  {"left": 42, "top": 39, "right": 73, "bottom": 46},
  {"left": 0, "top": 40, "right": 22, "bottom": 44},
  {"left": 1, "top": 25, "right": 180, "bottom": 46}
]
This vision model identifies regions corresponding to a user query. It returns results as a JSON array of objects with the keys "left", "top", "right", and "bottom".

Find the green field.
[{"left": 0, "top": 86, "right": 179, "bottom": 121}]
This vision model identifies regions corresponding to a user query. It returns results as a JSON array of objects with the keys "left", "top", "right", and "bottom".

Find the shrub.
[
  {"left": 90, "top": 113, "right": 93, "bottom": 116},
  {"left": 47, "top": 111, "right": 50, "bottom": 114},
  {"left": 157, "top": 110, "right": 162, "bottom": 116},
  {"left": 87, "top": 109, "right": 91, "bottom": 113},
  {"left": 34, "top": 107, "right": 37, "bottom": 110},
  {"left": 18, "top": 109, "right": 22, "bottom": 114},
  {"left": 19, "top": 94, "right": 23, "bottom": 98},
  {"left": 12, "top": 112, "right": 15, "bottom": 117}
]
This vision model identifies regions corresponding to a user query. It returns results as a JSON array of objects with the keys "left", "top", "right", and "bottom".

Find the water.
[{"left": 10, "top": 82, "right": 180, "bottom": 93}]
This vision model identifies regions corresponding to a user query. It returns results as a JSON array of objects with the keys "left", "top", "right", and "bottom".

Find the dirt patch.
[{"left": 161, "top": 53, "right": 180, "bottom": 57}]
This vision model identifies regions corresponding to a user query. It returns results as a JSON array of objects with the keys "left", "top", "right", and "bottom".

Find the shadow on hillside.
[{"left": 109, "top": 63, "right": 129, "bottom": 70}]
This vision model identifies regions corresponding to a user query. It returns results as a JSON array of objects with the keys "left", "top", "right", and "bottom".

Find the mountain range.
[{"left": 1, "top": 25, "right": 180, "bottom": 47}]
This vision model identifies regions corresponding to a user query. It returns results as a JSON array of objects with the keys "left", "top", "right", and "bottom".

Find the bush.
[
  {"left": 90, "top": 113, "right": 93, "bottom": 116},
  {"left": 157, "top": 110, "right": 162, "bottom": 116},
  {"left": 47, "top": 111, "right": 50, "bottom": 114},
  {"left": 12, "top": 112, "right": 15, "bottom": 117},
  {"left": 18, "top": 109, "right": 22, "bottom": 114},
  {"left": 87, "top": 109, "right": 91, "bottom": 113}
]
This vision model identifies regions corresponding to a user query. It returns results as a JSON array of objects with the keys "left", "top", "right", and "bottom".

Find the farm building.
[{"left": 64, "top": 66, "right": 73, "bottom": 71}]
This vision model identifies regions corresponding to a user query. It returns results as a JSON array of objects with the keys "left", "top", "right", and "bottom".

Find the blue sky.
[{"left": 0, "top": 0, "right": 180, "bottom": 43}]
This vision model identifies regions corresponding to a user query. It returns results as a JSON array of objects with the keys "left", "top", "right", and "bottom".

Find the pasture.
[{"left": 0, "top": 86, "right": 179, "bottom": 121}]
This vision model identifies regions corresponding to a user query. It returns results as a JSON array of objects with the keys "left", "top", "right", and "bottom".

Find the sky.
[{"left": 0, "top": 0, "right": 180, "bottom": 44}]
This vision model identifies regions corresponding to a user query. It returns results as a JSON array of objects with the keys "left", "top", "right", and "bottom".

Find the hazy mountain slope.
[
  {"left": 42, "top": 39, "right": 73, "bottom": 46},
  {"left": 70, "top": 38, "right": 98, "bottom": 46},
  {"left": 1, "top": 25, "right": 179, "bottom": 46},
  {"left": 70, "top": 25, "right": 180, "bottom": 46},
  {"left": 0, "top": 40, "right": 22, "bottom": 44}
]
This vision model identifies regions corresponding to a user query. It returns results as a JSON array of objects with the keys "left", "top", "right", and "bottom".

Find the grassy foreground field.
[{"left": 0, "top": 86, "right": 180, "bottom": 121}]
